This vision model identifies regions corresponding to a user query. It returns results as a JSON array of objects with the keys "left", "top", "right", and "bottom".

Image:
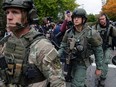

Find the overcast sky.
[{"left": 76, "top": 0, "right": 102, "bottom": 14}]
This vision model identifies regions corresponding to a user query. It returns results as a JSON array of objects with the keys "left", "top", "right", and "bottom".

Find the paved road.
[
  {"left": 86, "top": 63, "right": 116, "bottom": 87},
  {"left": 86, "top": 50, "right": 116, "bottom": 87},
  {"left": 67, "top": 50, "right": 116, "bottom": 87}
]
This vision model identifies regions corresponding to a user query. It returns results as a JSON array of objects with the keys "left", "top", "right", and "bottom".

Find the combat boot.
[{"left": 97, "top": 77, "right": 106, "bottom": 87}]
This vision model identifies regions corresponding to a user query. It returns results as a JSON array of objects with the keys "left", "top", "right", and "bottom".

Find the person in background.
[
  {"left": 60, "top": 10, "right": 73, "bottom": 35},
  {"left": 92, "top": 12, "right": 116, "bottom": 87},
  {"left": 52, "top": 20, "right": 63, "bottom": 49}
]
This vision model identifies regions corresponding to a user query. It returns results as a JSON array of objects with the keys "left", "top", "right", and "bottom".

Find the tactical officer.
[
  {"left": 58, "top": 8, "right": 103, "bottom": 87},
  {"left": 92, "top": 12, "right": 116, "bottom": 87},
  {"left": 0, "top": 0, "right": 66, "bottom": 87}
]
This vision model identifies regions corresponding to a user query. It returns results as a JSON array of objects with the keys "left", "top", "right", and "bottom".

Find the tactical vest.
[
  {"left": 66, "top": 26, "right": 93, "bottom": 63},
  {"left": 3, "top": 29, "right": 46, "bottom": 86},
  {"left": 95, "top": 24, "right": 113, "bottom": 50}
]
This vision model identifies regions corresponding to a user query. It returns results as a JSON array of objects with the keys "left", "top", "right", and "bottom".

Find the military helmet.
[
  {"left": 2, "top": 0, "right": 38, "bottom": 24},
  {"left": 2, "top": 0, "right": 33, "bottom": 10},
  {"left": 112, "top": 56, "right": 116, "bottom": 65},
  {"left": 71, "top": 8, "right": 87, "bottom": 19}
]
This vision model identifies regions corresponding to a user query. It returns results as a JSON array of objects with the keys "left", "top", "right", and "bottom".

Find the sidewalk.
[
  {"left": 86, "top": 50, "right": 116, "bottom": 87},
  {"left": 66, "top": 50, "right": 116, "bottom": 87}
]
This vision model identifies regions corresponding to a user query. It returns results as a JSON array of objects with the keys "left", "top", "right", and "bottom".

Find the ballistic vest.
[
  {"left": 95, "top": 24, "right": 114, "bottom": 50},
  {"left": 3, "top": 29, "right": 46, "bottom": 85},
  {"left": 66, "top": 26, "right": 92, "bottom": 60},
  {"left": 65, "top": 25, "right": 102, "bottom": 66}
]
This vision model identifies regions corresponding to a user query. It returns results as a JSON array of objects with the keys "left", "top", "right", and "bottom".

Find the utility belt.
[
  {"left": 102, "top": 44, "right": 112, "bottom": 51},
  {"left": 77, "top": 57, "right": 92, "bottom": 67},
  {"left": 68, "top": 54, "right": 93, "bottom": 67},
  {"left": 0, "top": 56, "right": 46, "bottom": 86}
]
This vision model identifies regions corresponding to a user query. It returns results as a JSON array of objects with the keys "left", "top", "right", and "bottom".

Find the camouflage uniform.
[
  {"left": 1, "top": 0, "right": 66, "bottom": 86},
  {"left": 58, "top": 24, "right": 103, "bottom": 87},
  {"left": 1, "top": 28, "right": 66, "bottom": 87},
  {"left": 28, "top": 29, "right": 66, "bottom": 87}
]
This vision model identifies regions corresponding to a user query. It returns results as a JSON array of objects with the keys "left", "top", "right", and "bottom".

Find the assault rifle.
[{"left": 0, "top": 34, "right": 11, "bottom": 45}]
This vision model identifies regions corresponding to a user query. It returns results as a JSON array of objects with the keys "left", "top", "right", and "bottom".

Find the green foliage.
[
  {"left": 87, "top": 14, "right": 96, "bottom": 22},
  {"left": 34, "top": 0, "right": 78, "bottom": 24},
  {"left": 0, "top": 0, "right": 78, "bottom": 25}
]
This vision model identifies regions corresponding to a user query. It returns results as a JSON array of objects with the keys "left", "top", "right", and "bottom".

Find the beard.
[
  {"left": 6, "top": 24, "right": 19, "bottom": 32},
  {"left": 99, "top": 22, "right": 106, "bottom": 28},
  {"left": 6, "top": 22, "right": 26, "bottom": 32}
]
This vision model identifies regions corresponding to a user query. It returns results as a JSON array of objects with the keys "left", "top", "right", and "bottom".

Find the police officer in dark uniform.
[{"left": 58, "top": 8, "right": 104, "bottom": 87}]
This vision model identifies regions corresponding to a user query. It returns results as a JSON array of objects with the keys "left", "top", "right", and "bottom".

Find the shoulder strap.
[
  {"left": 18, "top": 33, "right": 45, "bottom": 85},
  {"left": 24, "top": 33, "right": 44, "bottom": 64},
  {"left": 95, "top": 23, "right": 98, "bottom": 30}
]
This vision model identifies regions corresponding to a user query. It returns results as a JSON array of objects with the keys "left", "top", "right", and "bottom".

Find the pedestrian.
[
  {"left": 58, "top": 8, "right": 103, "bottom": 87},
  {"left": 59, "top": 10, "right": 73, "bottom": 37},
  {"left": 92, "top": 12, "right": 116, "bottom": 87},
  {"left": 0, "top": 0, "right": 66, "bottom": 87}
]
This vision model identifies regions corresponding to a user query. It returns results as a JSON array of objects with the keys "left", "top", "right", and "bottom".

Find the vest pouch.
[
  {"left": 20, "top": 64, "right": 46, "bottom": 86},
  {"left": 7, "top": 63, "right": 15, "bottom": 76}
]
